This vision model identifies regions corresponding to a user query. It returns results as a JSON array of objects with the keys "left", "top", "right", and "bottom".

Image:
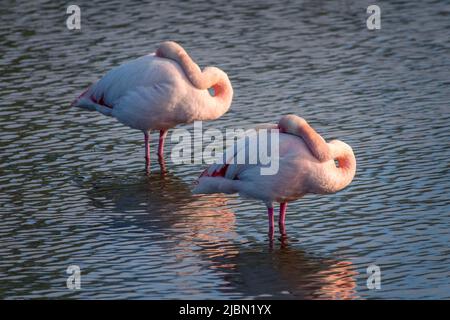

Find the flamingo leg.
[
  {"left": 267, "top": 206, "right": 274, "bottom": 240},
  {"left": 279, "top": 203, "right": 288, "bottom": 241},
  {"left": 279, "top": 202, "right": 287, "bottom": 226},
  {"left": 158, "top": 130, "right": 168, "bottom": 161},
  {"left": 158, "top": 130, "right": 168, "bottom": 173},
  {"left": 144, "top": 131, "right": 150, "bottom": 172}
]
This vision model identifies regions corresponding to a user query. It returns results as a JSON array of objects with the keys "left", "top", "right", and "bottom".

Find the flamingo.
[
  {"left": 193, "top": 114, "right": 356, "bottom": 239},
  {"left": 71, "top": 41, "right": 233, "bottom": 171}
]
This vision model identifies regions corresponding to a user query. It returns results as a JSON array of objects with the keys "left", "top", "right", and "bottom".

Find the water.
[{"left": 1, "top": 0, "right": 449, "bottom": 299}]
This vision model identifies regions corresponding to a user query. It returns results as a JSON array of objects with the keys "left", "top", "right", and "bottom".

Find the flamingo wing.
[
  {"left": 199, "top": 123, "right": 279, "bottom": 180},
  {"left": 72, "top": 55, "right": 184, "bottom": 129}
]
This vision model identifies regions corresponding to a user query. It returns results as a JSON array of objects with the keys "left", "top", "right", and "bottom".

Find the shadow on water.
[{"left": 83, "top": 172, "right": 359, "bottom": 299}]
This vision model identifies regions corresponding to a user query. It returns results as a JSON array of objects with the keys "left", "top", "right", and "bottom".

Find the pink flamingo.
[
  {"left": 193, "top": 114, "right": 356, "bottom": 239},
  {"left": 71, "top": 41, "right": 233, "bottom": 171}
]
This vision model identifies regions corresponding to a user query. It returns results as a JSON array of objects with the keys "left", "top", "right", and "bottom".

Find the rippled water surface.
[{"left": 1, "top": 0, "right": 449, "bottom": 299}]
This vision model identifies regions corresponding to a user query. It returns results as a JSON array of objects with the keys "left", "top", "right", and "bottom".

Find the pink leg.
[
  {"left": 279, "top": 203, "right": 288, "bottom": 242},
  {"left": 158, "top": 130, "right": 168, "bottom": 160},
  {"left": 279, "top": 203, "right": 287, "bottom": 226},
  {"left": 144, "top": 131, "right": 150, "bottom": 172},
  {"left": 267, "top": 206, "right": 274, "bottom": 240},
  {"left": 158, "top": 130, "right": 168, "bottom": 173}
]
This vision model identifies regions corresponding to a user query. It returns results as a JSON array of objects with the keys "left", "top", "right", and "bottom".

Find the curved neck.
[
  {"left": 325, "top": 140, "right": 356, "bottom": 193},
  {"left": 201, "top": 67, "right": 233, "bottom": 120},
  {"left": 277, "top": 115, "right": 356, "bottom": 194},
  {"left": 156, "top": 41, "right": 233, "bottom": 120},
  {"left": 278, "top": 114, "right": 332, "bottom": 162}
]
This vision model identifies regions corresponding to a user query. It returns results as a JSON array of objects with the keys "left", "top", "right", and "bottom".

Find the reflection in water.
[
  {"left": 86, "top": 173, "right": 358, "bottom": 299},
  {"left": 206, "top": 243, "right": 358, "bottom": 300},
  {"left": 85, "top": 171, "right": 235, "bottom": 237}
]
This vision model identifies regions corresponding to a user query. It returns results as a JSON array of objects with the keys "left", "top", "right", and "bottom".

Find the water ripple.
[{"left": 0, "top": 0, "right": 449, "bottom": 299}]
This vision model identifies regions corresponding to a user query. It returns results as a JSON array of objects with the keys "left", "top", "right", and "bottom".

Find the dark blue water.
[{"left": 0, "top": 0, "right": 449, "bottom": 299}]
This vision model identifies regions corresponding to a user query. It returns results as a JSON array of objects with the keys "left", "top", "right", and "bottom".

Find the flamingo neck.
[
  {"left": 156, "top": 41, "right": 233, "bottom": 120},
  {"left": 278, "top": 114, "right": 332, "bottom": 162},
  {"left": 203, "top": 67, "right": 233, "bottom": 120},
  {"left": 325, "top": 140, "right": 356, "bottom": 193}
]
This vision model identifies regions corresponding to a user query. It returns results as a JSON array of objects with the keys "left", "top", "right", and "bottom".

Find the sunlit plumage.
[
  {"left": 194, "top": 114, "right": 356, "bottom": 238},
  {"left": 71, "top": 41, "right": 233, "bottom": 171}
]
